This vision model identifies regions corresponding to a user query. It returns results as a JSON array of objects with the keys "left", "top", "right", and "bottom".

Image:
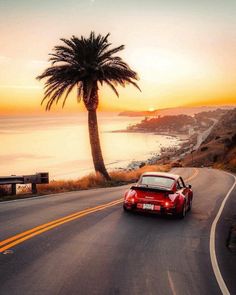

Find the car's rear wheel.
[
  {"left": 123, "top": 204, "right": 129, "bottom": 212},
  {"left": 177, "top": 201, "right": 187, "bottom": 219},
  {"left": 188, "top": 197, "right": 192, "bottom": 212}
]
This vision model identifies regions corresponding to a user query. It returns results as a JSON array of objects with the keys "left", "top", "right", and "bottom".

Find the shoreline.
[
  {"left": 109, "top": 129, "right": 189, "bottom": 140},
  {"left": 107, "top": 130, "right": 189, "bottom": 171}
]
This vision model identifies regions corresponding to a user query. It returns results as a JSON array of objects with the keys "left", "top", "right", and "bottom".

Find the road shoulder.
[{"left": 216, "top": 172, "right": 236, "bottom": 294}]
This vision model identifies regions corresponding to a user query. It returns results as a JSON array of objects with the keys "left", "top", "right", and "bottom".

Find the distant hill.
[
  {"left": 126, "top": 108, "right": 228, "bottom": 134},
  {"left": 119, "top": 105, "right": 235, "bottom": 117}
]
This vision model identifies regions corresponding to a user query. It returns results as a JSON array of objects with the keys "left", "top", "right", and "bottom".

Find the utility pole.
[{"left": 190, "top": 145, "right": 195, "bottom": 167}]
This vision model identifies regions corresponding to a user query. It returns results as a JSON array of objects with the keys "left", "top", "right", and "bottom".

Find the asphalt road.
[{"left": 0, "top": 167, "right": 235, "bottom": 295}]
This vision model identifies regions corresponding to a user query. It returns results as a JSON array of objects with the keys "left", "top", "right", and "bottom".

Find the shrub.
[
  {"left": 171, "top": 162, "right": 183, "bottom": 167},
  {"left": 0, "top": 185, "right": 10, "bottom": 196},
  {"left": 230, "top": 134, "right": 236, "bottom": 147},
  {"left": 200, "top": 146, "right": 208, "bottom": 152},
  {"left": 213, "top": 155, "right": 218, "bottom": 162},
  {"left": 37, "top": 164, "right": 171, "bottom": 195}
]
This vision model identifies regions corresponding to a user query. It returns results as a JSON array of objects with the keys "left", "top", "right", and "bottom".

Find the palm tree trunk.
[{"left": 88, "top": 109, "right": 111, "bottom": 180}]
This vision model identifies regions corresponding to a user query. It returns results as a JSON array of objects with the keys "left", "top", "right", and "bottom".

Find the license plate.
[{"left": 143, "top": 204, "right": 154, "bottom": 210}]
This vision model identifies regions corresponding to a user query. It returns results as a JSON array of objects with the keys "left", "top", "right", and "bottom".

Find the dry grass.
[
  {"left": 37, "top": 164, "right": 171, "bottom": 195},
  {"left": 109, "top": 164, "right": 170, "bottom": 182},
  {"left": 213, "top": 162, "right": 236, "bottom": 173},
  {"left": 212, "top": 146, "right": 236, "bottom": 173},
  {"left": 227, "top": 149, "right": 236, "bottom": 173},
  {"left": 0, "top": 185, "right": 9, "bottom": 197},
  {"left": 229, "top": 158, "right": 236, "bottom": 170},
  {"left": 0, "top": 164, "right": 170, "bottom": 201},
  {"left": 38, "top": 173, "right": 106, "bottom": 194}
]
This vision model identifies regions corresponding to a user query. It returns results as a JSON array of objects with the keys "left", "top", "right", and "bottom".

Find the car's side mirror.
[{"left": 188, "top": 184, "right": 192, "bottom": 189}]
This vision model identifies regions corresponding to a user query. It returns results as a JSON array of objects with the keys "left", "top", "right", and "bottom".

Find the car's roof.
[{"left": 141, "top": 171, "right": 180, "bottom": 180}]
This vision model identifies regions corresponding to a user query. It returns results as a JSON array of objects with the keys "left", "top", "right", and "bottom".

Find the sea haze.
[{"left": 0, "top": 113, "right": 181, "bottom": 180}]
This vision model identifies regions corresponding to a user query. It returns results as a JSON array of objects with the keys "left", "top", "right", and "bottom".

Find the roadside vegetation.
[
  {"left": 38, "top": 164, "right": 170, "bottom": 194},
  {"left": 0, "top": 164, "right": 170, "bottom": 201}
]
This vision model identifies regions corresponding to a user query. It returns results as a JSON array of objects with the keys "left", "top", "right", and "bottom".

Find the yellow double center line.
[
  {"left": 0, "top": 198, "right": 123, "bottom": 253},
  {"left": 186, "top": 168, "right": 199, "bottom": 182},
  {"left": 0, "top": 168, "right": 199, "bottom": 253}
]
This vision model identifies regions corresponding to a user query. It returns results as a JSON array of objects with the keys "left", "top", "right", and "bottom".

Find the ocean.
[{"left": 0, "top": 113, "right": 181, "bottom": 180}]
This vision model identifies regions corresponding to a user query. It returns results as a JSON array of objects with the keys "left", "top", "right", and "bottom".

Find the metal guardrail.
[{"left": 0, "top": 172, "right": 49, "bottom": 195}]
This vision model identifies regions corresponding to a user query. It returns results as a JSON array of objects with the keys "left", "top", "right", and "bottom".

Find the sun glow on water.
[{"left": 0, "top": 114, "right": 181, "bottom": 179}]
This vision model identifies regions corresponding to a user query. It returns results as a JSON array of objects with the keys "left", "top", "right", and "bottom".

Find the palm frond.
[
  {"left": 37, "top": 32, "right": 140, "bottom": 110},
  {"left": 104, "top": 79, "right": 119, "bottom": 97},
  {"left": 77, "top": 83, "right": 83, "bottom": 103},
  {"left": 98, "top": 45, "right": 125, "bottom": 63}
]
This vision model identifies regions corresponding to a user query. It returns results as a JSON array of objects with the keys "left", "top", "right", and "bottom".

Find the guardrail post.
[
  {"left": 0, "top": 172, "right": 48, "bottom": 196},
  {"left": 32, "top": 183, "right": 37, "bottom": 194},
  {"left": 11, "top": 184, "right": 16, "bottom": 195}
]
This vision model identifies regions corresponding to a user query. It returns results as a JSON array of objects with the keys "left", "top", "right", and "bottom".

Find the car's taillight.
[
  {"left": 125, "top": 190, "right": 137, "bottom": 203},
  {"left": 168, "top": 193, "right": 177, "bottom": 202},
  {"left": 164, "top": 195, "right": 176, "bottom": 208}
]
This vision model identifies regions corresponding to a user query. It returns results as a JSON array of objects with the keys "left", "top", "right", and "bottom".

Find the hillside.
[
  {"left": 182, "top": 108, "right": 236, "bottom": 171},
  {"left": 128, "top": 114, "right": 195, "bottom": 134},
  {"left": 126, "top": 108, "right": 227, "bottom": 135}
]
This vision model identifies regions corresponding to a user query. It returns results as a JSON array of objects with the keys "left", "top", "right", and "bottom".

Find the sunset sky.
[{"left": 0, "top": 0, "right": 235, "bottom": 114}]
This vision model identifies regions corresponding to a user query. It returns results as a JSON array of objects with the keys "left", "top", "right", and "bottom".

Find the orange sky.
[{"left": 0, "top": 0, "right": 236, "bottom": 115}]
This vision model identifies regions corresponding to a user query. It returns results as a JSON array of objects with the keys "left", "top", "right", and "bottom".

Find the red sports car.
[{"left": 123, "top": 172, "right": 193, "bottom": 218}]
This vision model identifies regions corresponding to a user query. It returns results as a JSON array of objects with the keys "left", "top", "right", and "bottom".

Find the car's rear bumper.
[{"left": 123, "top": 203, "right": 177, "bottom": 215}]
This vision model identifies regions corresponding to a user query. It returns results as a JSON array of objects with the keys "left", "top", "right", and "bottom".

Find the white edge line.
[
  {"left": 167, "top": 271, "right": 177, "bottom": 295},
  {"left": 210, "top": 171, "right": 236, "bottom": 295}
]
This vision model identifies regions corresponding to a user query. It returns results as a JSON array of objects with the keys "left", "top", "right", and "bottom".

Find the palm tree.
[{"left": 37, "top": 32, "right": 140, "bottom": 180}]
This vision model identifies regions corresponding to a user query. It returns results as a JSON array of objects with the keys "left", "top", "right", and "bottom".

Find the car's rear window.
[{"left": 140, "top": 176, "right": 174, "bottom": 189}]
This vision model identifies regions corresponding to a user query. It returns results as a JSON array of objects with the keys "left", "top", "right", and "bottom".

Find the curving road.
[
  {"left": 193, "top": 118, "right": 218, "bottom": 151},
  {"left": 0, "top": 168, "right": 235, "bottom": 295}
]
